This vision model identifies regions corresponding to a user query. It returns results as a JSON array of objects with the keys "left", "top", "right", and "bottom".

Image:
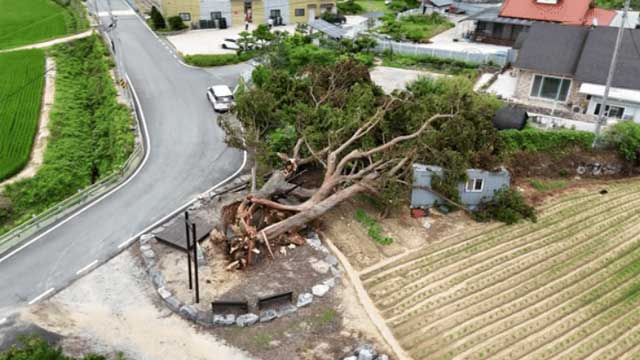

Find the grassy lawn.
[
  {"left": 0, "top": 36, "right": 134, "bottom": 232},
  {"left": 0, "top": 0, "right": 88, "bottom": 50},
  {"left": 596, "top": 0, "right": 640, "bottom": 8},
  {"left": 378, "top": 13, "right": 454, "bottom": 43},
  {"left": 381, "top": 53, "right": 482, "bottom": 79},
  {"left": 0, "top": 49, "right": 46, "bottom": 181},
  {"left": 354, "top": 0, "right": 390, "bottom": 13}
]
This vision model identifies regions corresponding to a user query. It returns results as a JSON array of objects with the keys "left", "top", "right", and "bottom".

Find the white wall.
[
  {"left": 200, "top": 0, "right": 232, "bottom": 25},
  {"left": 263, "top": 0, "right": 289, "bottom": 24},
  {"left": 587, "top": 96, "right": 640, "bottom": 123}
]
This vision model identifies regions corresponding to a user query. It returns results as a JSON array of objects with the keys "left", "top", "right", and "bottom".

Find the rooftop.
[{"left": 499, "top": 0, "right": 615, "bottom": 25}]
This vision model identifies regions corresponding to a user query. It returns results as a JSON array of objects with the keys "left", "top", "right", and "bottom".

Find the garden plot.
[{"left": 359, "top": 180, "right": 640, "bottom": 360}]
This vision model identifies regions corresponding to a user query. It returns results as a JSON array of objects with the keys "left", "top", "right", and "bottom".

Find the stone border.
[{"left": 139, "top": 179, "right": 342, "bottom": 328}]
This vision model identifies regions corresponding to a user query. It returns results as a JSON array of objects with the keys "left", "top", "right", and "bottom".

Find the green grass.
[
  {"left": 0, "top": 36, "right": 134, "bottom": 232},
  {"left": 378, "top": 13, "right": 454, "bottom": 43},
  {"left": 355, "top": 208, "right": 394, "bottom": 245},
  {"left": 529, "top": 179, "right": 568, "bottom": 193},
  {"left": 596, "top": 0, "right": 640, "bottom": 9},
  {"left": 0, "top": 49, "right": 46, "bottom": 181},
  {"left": 0, "top": 0, "right": 88, "bottom": 50},
  {"left": 381, "top": 52, "right": 483, "bottom": 78},
  {"left": 183, "top": 52, "right": 254, "bottom": 67},
  {"left": 354, "top": 0, "right": 391, "bottom": 13}
]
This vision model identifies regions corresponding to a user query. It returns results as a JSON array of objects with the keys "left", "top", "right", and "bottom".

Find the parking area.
[{"left": 167, "top": 24, "right": 298, "bottom": 55}]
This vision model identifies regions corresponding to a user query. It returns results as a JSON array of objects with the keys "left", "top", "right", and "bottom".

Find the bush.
[
  {"left": 474, "top": 188, "right": 537, "bottom": 225},
  {"left": 337, "top": 0, "right": 365, "bottom": 14},
  {"left": 379, "top": 13, "right": 454, "bottom": 43},
  {"left": 0, "top": 335, "right": 116, "bottom": 359},
  {"left": 150, "top": 6, "right": 166, "bottom": 29},
  {"left": 605, "top": 120, "right": 640, "bottom": 162},
  {"left": 167, "top": 15, "right": 187, "bottom": 30},
  {"left": 382, "top": 52, "right": 479, "bottom": 77},
  {"left": 500, "top": 128, "right": 595, "bottom": 153},
  {"left": 183, "top": 52, "right": 253, "bottom": 67},
  {"left": 355, "top": 208, "right": 393, "bottom": 245}
]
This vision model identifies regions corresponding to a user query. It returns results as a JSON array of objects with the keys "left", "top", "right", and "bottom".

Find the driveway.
[
  {"left": 0, "top": 0, "right": 249, "bottom": 314},
  {"left": 167, "top": 24, "right": 298, "bottom": 55}
]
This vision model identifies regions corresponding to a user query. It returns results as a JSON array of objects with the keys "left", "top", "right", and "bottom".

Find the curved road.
[{"left": 0, "top": 0, "right": 246, "bottom": 312}]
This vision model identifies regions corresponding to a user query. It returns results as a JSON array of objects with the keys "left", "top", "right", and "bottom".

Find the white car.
[
  {"left": 207, "top": 85, "right": 234, "bottom": 112},
  {"left": 221, "top": 38, "right": 241, "bottom": 50}
]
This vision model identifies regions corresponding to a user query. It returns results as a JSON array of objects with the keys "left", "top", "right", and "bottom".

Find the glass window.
[
  {"left": 465, "top": 178, "right": 484, "bottom": 192},
  {"left": 270, "top": 9, "right": 281, "bottom": 17},
  {"left": 530, "top": 75, "right": 571, "bottom": 101},
  {"left": 295, "top": 8, "right": 305, "bottom": 16},
  {"left": 179, "top": 12, "right": 191, "bottom": 21},
  {"left": 211, "top": 11, "right": 222, "bottom": 19}
]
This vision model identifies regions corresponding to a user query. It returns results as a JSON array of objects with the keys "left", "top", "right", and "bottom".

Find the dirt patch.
[
  {"left": 0, "top": 57, "right": 55, "bottom": 190},
  {"left": 321, "top": 198, "right": 477, "bottom": 272}
]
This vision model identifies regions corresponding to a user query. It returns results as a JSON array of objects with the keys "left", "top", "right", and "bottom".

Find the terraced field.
[{"left": 361, "top": 181, "right": 640, "bottom": 360}]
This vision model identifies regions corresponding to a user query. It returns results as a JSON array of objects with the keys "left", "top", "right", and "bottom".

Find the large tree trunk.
[{"left": 261, "top": 182, "right": 368, "bottom": 240}]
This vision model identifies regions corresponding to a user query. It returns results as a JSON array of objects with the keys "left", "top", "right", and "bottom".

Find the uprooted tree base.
[{"left": 215, "top": 110, "right": 454, "bottom": 270}]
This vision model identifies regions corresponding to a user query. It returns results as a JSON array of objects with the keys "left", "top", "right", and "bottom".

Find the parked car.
[
  {"left": 207, "top": 85, "right": 234, "bottom": 112},
  {"left": 221, "top": 38, "right": 241, "bottom": 50}
]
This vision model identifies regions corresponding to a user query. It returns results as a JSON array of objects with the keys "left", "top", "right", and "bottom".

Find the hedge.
[
  {"left": 183, "top": 52, "right": 253, "bottom": 67},
  {"left": 500, "top": 128, "right": 595, "bottom": 153}
]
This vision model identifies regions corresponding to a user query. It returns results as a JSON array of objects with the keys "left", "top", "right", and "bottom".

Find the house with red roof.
[{"left": 468, "top": 0, "right": 616, "bottom": 46}]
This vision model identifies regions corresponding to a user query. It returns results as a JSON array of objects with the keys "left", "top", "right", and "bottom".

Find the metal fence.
[
  {"left": 372, "top": 37, "right": 510, "bottom": 65},
  {"left": 0, "top": 31, "right": 147, "bottom": 257}
]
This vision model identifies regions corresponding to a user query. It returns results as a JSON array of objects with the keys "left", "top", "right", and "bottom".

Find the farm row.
[
  {"left": 0, "top": 50, "right": 45, "bottom": 181},
  {"left": 361, "top": 181, "right": 640, "bottom": 360}
]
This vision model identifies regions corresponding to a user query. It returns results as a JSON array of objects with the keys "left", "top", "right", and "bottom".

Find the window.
[
  {"left": 179, "top": 12, "right": 191, "bottom": 21},
  {"left": 270, "top": 9, "right": 281, "bottom": 18},
  {"left": 530, "top": 75, "right": 571, "bottom": 102},
  {"left": 211, "top": 11, "right": 222, "bottom": 19},
  {"left": 295, "top": 8, "right": 305, "bottom": 16},
  {"left": 465, "top": 178, "right": 484, "bottom": 193},
  {"left": 594, "top": 103, "right": 625, "bottom": 118}
]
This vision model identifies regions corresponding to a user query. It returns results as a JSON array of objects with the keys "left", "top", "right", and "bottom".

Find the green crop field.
[
  {"left": 0, "top": 49, "right": 46, "bottom": 182},
  {"left": 0, "top": 0, "right": 88, "bottom": 50}
]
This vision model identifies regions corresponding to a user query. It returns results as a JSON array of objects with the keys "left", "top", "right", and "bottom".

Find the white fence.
[{"left": 372, "top": 37, "right": 510, "bottom": 65}]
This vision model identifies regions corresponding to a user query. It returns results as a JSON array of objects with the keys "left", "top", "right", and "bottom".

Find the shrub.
[
  {"left": 337, "top": 0, "right": 365, "bottom": 14},
  {"left": 381, "top": 52, "right": 479, "bottom": 77},
  {"left": 605, "top": 120, "right": 640, "bottom": 162},
  {"left": 0, "top": 335, "right": 113, "bottom": 359},
  {"left": 474, "top": 188, "right": 537, "bottom": 225},
  {"left": 355, "top": 208, "right": 393, "bottom": 245},
  {"left": 500, "top": 128, "right": 595, "bottom": 153},
  {"left": 379, "top": 13, "right": 454, "bottom": 43},
  {"left": 150, "top": 6, "right": 166, "bottom": 29},
  {"left": 183, "top": 52, "right": 253, "bottom": 67},
  {"left": 167, "top": 15, "right": 187, "bottom": 30}
]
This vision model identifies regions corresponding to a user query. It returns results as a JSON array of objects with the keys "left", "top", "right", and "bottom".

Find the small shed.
[
  {"left": 492, "top": 105, "right": 528, "bottom": 130},
  {"left": 411, "top": 164, "right": 510, "bottom": 210}
]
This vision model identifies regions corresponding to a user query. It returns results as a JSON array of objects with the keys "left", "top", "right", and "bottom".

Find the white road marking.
[
  {"left": 97, "top": 10, "right": 135, "bottom": 16},
  {"left": 28, "top": 288, "right": 55, "bottom": 305},
  {"left": 118, "top": 238, "right": 135, "bottom": 249},
  {"left": 76, "top": 259, "right": 98, "bottom": 275}
]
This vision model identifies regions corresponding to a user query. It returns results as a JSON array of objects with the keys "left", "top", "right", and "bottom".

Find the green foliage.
[
  {"left": 474, "top": 188, "right": 537, "bottom": 225},
  {"left": 500, "top": 128, "right": 595, "bottom": 153},
  {"left": 388, "top": 0, "right": 419, "bottom": 11},
  {"left": 150, "top": 6, "right": 166, "bottom": 29},
  {"left": 596, "top": 0, "right": 640, "bottom": 9},
  {"left": 355, "top": 208, "right": 394, "bottom": 245},
  {"left": 0, "top": 49, "right": 46, "bottom": 181},
  {"left": 378, "top": 13, "right": 453, "bottom": 43},
  {"left": 0, "top": 335, "right": 112, "bottom": 360},
  {"left": 0, "top": 0, "right": 88, "bottom": 50},
  {"left": 167, "top": 16, "right": 187, "bottom": 30},
  {"left": 183, "top": 52, "right": 253, "bottom": 67},
  {"left": 382, "top": 52, "right": 481, "bottom": 78},
  {"left": 605, "top": 120, "right": 640, "bottom": 162},
  {"left": 1, "top": 36, "right": 134, "bottom": 232},
  {"left": 337, "top": 0, "right": 365, "bottom": 14},
  {"left": 529, "top": 178, "right": 567, "bottom": 192}
]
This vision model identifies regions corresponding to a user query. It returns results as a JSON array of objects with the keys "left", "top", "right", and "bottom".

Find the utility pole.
[{"left": 593, "top": 0, "right": 630, "bottom": 147}]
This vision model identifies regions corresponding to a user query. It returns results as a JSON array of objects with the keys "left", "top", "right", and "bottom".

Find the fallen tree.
[{"left": 215, "top": 42, "right": 504, "bottom": 269}]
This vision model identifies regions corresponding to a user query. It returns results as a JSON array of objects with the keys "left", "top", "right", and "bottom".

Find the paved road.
[{"left": 0, "top": 0, "right": 247, "bottom": 313}]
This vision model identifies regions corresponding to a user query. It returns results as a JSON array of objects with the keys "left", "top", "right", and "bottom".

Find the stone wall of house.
[{"left": 514, "top": 69, "right": 584, "bottom": 111}]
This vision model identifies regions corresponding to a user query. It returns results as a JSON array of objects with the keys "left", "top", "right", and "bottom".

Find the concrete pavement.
[{"left": 0, "top": 0, "right": 249, "bottom": 314}]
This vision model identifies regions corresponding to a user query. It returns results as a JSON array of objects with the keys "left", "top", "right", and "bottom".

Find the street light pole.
[{"left": 593, "top": 0, "right": 631, "bottom": 146}]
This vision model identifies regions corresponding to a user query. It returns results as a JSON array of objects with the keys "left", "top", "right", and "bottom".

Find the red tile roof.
[{"left": 499, "top": 0, "right": 615, "bottom": 25}]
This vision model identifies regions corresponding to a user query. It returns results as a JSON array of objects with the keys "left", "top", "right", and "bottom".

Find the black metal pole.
[
  {"left": 185, "top": 211, "right": 193, "bottom": 290},
  {"left": 192, "top": 222, "right": 200, "bottom": 304}
]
